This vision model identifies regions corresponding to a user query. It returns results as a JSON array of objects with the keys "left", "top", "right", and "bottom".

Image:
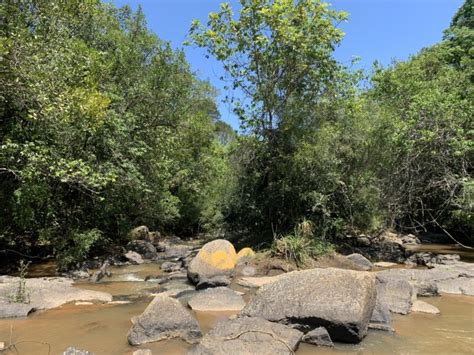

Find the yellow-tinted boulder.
[
  {"left": 187, "top": 239, "right": 237, "bottom": 284},
  {"left": 237, "top": 247, "right": 255, "bottom": 261}
]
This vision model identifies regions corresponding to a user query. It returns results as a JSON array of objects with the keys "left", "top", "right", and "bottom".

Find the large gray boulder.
[
  {"left": 188, "top": 287, "right": 245, "bottom": 312},
  {"left": 240, "top": 268, "right": 376, "bottom": 343},
  {"left": 127, "top": 294, "right": 201, "bottom": 345},
  {"left": 187, "top": 240, "right": 237, "bottom": 285},
  {"left": 188, "top": 317, "right": 303, "bottom": 355}
]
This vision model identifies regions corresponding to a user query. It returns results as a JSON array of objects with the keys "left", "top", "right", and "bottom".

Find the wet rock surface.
[
  {"left": 0, "top": 277, "right": 112, "bottom": 318},
  {"left": 188, "top": 317, "right": 303, "bottom": 355},
  {"left": 188, "top": 287, "right": 245, "bottom": 312},
  {"left": 411, "top": 300, "right": 440, "bottom": 314}
]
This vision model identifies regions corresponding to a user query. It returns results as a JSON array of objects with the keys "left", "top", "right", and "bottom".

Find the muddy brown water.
[{"left": 1, "top": 246, "right": 474, "bottom": 354}]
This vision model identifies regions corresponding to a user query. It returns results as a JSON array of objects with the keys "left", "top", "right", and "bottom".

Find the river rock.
[
  {"left": 400, "top": 234, "right": 421, "bottom": 245},
  {"left": 241, "top": 268, "right": 376, "bottom": 343},
  {"left": 437, "top": 277, "right": 474, "bottom": 296},
  {"left": 158, "top": 279, "right": 195, "bottom": 297},
  {"left": 0, "top": 301, "right": 35, "bottom": 318},
  {"left": 237, "top": 276, "right": 280, "bottom": 288},
  {"left": 125, "top": 251, "right": 144, "bottom": 265},
  {"left": 345, "top": 231, "right": 409, "bottom": 263},
  {"left": 161, "top": 261, "right": 182, "bottom": 273},
  {"left": 187, "top": 239, "right": 237, "bottom": 284},
  {"left": 411, "top": 300, "right": 440, "bottom": 314},
  {"left": 165, "top": 245, "right": 194, "bottom": 260},
  {"left": 196, "top": 275, "right": 231, "bottom": 290},
  {"left": 62, "top": 346, "right": 93, "bottom": 355},
  {"left": 375, "top": 276, "right": 415, "bottom": 315},
  {"left": 127, "top": 294, "right": 201, "bottom": 345},
  {"left": 346, "top": 253, "right": 373, "bottom": 271},
  {"left": 435, "top": 254, "right": 462, "bottom": 265},
  {"left": 374, "top": 261, "right": 398, "bottom": 268},
  {"left": 129, "top": 225, "right": 154, "bottom": 243},
  {"left": 375, "top": 265, "right": 474, "bottom": 298},
  {"left": 133, "top": 350, "right": 152, "bottom": 355},
  {"left": 236, "top": 247, "right": 256, "bottom": 264},
  {"left": 90, "top": 261, "right": 111, "bottom": 283},
  {"left": 405, "top": 252, "right": 461, "bottom": 267},
  {"left": 70, "top": 270, "right": 90, "bottom": 279},
  {"left": 188, "top": 287, "right": 245, "bottom": 312},
  {"left": 302, "top": 327, "right": 334, "bottom": 347},
  {"left": 0, "top": 277, "right": 112, "bottom": 318},
  {"left": 369, "top": 297, "right": 393, "bottom": 331},
  {"left": 188, "top": 317, "right": 303, "bottom": 355},
  {"left": 415, "top": 281, "right": 439, "bottom": 297},
  {"left": 127, "top": 240, "right": 157, "bottom": 259}
]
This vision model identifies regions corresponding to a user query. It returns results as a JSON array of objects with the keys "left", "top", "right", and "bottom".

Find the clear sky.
[{"left": 110, "top": 0, "right": 465, "bottom": 129}]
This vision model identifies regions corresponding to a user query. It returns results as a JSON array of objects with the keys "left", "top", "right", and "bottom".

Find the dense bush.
[
  {"left": 0, "top": 0, "right": 233, "bottom": 268},
  {"left": 0, "top": 0, "right": 471, "bottom": 269}
]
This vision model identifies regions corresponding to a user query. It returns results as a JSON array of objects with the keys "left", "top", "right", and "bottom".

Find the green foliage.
[
  {"left": 1, "top": 0, "right": 472, "bottom": 269},
  {"left": 369, "top": 27, "right": 473, "bottom": 241},
  {"left": 191, "top": 0, "right": 473, "bottom": 248},
  {"left": 190, "top": 0, "right": 357, "bottom": 242},
  {"left": 272, "top": 220, "right": 334, "bottom": 267},
  {"left": 0, "top": 0, "right": 229, "bottom": 267},
  {"left": 8, "top": 260, "right": 30, "bottom": 304}
]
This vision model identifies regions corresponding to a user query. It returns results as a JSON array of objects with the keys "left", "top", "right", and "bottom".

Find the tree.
[
  {"left": 0, "top": 0, "right": 228, "bottom": 268},
  {"left": 189, "top": 0, "right": 352, "bottom": 241}
]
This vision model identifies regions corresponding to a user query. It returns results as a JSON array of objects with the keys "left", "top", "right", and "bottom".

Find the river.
[{"left": 0, "top": 245, "right": 473, "bottom": 354}]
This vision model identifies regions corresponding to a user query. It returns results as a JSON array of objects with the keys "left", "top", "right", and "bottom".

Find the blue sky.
[{"left": 111, "top": 0, "right": 464, "bottom": 129}]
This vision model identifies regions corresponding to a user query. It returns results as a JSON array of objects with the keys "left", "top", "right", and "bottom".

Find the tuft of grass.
[
  {"left": 271, "top": 219, "right": 334, "bottom": 268},
  {"left": 8, "top": 260, "right": 31, "bottom": 304}
]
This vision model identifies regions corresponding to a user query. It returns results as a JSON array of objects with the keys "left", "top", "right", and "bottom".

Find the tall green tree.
[
  {"left": 189, "top": 0, "right": 356, "bottom": 241},
  {"left": 0, "top": 0, "right": 228, "bottom": 268}
]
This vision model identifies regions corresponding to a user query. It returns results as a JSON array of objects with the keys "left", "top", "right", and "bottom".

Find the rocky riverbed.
[{"left": 0, "top": 228, "right": 473, "bottom": 354}]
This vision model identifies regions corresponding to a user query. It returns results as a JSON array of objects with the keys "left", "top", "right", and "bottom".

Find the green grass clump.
[{"left": 271, "top": 220, "right": 334, "bottom": 268}]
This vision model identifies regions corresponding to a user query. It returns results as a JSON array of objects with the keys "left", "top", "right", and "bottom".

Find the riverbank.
[{"left": 0, "top": 232, "right": 473, "bottom": 354}]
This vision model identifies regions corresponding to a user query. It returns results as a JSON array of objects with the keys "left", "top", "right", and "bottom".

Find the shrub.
[{"left": 272, "top": 220, "right": 334, "bottom": 267}]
